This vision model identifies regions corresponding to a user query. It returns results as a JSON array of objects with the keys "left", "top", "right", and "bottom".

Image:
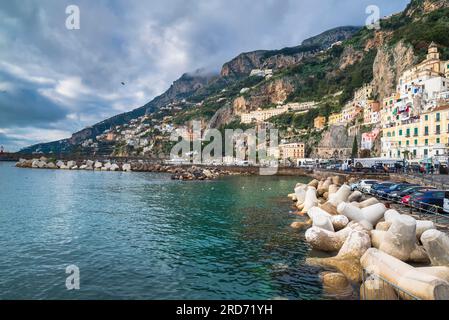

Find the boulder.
[
  {"left": 348, "top": 191, "right": 363, "bottom": 203},
  {"left": 353, "top": 197, "right": 379, "bottom": 209},
  {"left": 337, "top": 202, "right": 386, "bottom": 229},
  {"left": 299, "top": 187, "right": 318, "bottom": 214},
  {"left": 56, "top": 160, "right": 65, "bottom": 168},
  {"left": 290, "top": 220, "right": 312, "bottom": 229},
  {"left": 421, "top": 229, "right": 449, "bottom": 267},
  {"left": 308, "top": 179, "right": 319, "bottom": 188},
  {"left": 110, "top": 164, "right": 120, "bottom": 171},
  {"left": 327, "top": 184, "right": 351, "bottom": 207},
  {"left": 361, "top": 248, "right": 449, "bottom": 300},
  {"left": 307, "top": 228, "right": 371, "bottom": 283},
  {"left": 380, "top": 214, "right": 417, "bottom": 261},
  {"left": 122, "top": 163, "right": 132, "bottom": 172},
  {"left": 360, "top": 278, "right": 398, "bottom": 300},
  {"left": 94, "top": 162, "right": 103, "bottom": 170},
  {"left": 46, "top": 162, "right": 57, "bottom": 169},
  {"left": 305, "top": 225, "right": 354, "bottom": 252},
  {"left": 67, "top": 161, "right": 76, "bottom": 168}
]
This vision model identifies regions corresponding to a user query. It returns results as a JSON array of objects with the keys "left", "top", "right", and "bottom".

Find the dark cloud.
[{"left": 0, "top": 0, "right": 410, "bottom": 151}]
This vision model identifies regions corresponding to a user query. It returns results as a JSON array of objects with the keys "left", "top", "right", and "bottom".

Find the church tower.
[{"left": 427, "top": 42, "right": 440, "bottom": 61}]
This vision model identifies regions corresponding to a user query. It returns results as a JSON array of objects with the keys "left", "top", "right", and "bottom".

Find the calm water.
[{"left": 0, "top": 161, "right": 323, "bottom": 300}]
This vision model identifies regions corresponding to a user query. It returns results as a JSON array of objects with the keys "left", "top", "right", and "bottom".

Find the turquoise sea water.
[{"left": 0, "top": 161, "right": 324, "bottom": 300}]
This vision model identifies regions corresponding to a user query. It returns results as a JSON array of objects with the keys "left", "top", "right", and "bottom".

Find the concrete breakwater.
[
  {"left": 288, "top": 175, "right": 449, "bottom": 300},
  {"left": 15, "top": 158, "right": 242, "bottom": 181}
]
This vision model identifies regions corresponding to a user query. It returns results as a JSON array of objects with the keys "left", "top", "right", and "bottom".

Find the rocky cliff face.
[
  {"left": 372, "top": 41, "right": 416, "bottom": 102},
  {"left": 405, "top": 0, "right": 449, "bottom": 17},
  {"left": 232, "top": 78, "right": 295, "bottom": 115},
  {"left": 220, "top": 26, "right": 360, "bottom": 78}
]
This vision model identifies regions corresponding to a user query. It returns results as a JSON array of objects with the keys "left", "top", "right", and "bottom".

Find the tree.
[
  {"left": 402, "top": 150, "right": 410, "bottom": 160},
  {"left": 351, "top": 136, "right": 359, "bottom": 159}
]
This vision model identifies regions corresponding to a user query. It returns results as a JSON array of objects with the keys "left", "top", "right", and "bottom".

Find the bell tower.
[{"left": 427, "top": 42, "right": 440, "bottom": 61}]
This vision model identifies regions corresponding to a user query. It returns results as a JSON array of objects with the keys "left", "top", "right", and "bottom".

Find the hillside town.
[{"left": 30, "top": 43, "right": 447, "bottom": 171}]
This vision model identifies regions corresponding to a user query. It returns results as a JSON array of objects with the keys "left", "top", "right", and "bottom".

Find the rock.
[
  {"left": 361, "top": 248, "right": 449, "bottom": 300},
  {"left": 94, "top": 162, "right": 103, "bottom": 170},
  {"left": 110, "top": 164, "right": 120, "bottom": 171},
  {"left": 308, "top": 179, "right": 319, "bottom": 188},
  {"left": 417, "top": 266, "right": 449, "bottom": 283},
  {"left": 375, "top": 221, "right": 391, "bottom": 231},
  {"left": 416, "top": 221, "right": 436, "bottom": 239},
  {"left": 421, "top": 229, "right": 449, "bottom": 267},
  {"left": 360, "top": 279, "right": 398, "bottom": 300},
  {"left": 122, "top": 163, "right": 132, "bottom": 172},
  {"left": 290, "top": 220, "right": 312, "bottom": 229},
  {"left": 56, "top": 160, "right": 65, "bottom": 168},
  {"left": 348, "top": 191, "right": 363, "bottom": 203},
  {"left": 327, "top": 184, "right": 351, "bottom": 208},
  {"left": 321, "top": 272, "right": 350, "bottom": 289},
  {"left": 46, "top": 162, "right": 57, "bottom": 169},
  {"left": 300, "top": 187, "right": 318, "bottom": 214},
  {"left": 79, "top": 165, "right": 88, "bottom": 170},
  {"left": 337, "top": 202, "right": 386, "bottom": 230},
  {"left": 353, "top": 197, "right": 379, "bottom": 208},
  {"left": 67, "top": 161, "right": 76, "bottom": 168},
  {"left": 380, "top": 214, "right": 417, "bottom": 261},
  {"left": 305, "top": 225, "right": 353, "bottom": 252},
  {"left": 331, "top": 215, "right": 349, "bottom": 231}
]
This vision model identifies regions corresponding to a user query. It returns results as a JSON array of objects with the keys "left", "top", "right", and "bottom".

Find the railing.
[
  {"left": 362, "top": 189, "right": 449, "bottom": 229},
  {"left": 361, "top": 268, "right": 420, "bottom": 300}
]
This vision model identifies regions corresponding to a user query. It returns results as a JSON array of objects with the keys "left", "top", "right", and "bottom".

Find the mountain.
[
  {"left": 220, "top": 26, "right": 360, "bottom": 78},
  {"left": 19, "top": 0, "right": 449, "bottom": 157}
]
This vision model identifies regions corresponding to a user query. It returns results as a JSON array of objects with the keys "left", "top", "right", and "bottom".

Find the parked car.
[
  {"left": 382, "top": 183, "right": 417, "bottom": 199},
  {"left": 408, "top": 190, "right": 445, "bottom": 212},
  {"left": 392, "top": 185, "right": 435, "bottom": 200},
  {"left": 357, "top": 180, "right": 379, "bottom": 193},
  {"left": 370, "top": 182, "right": 395, "bottom": 196}
]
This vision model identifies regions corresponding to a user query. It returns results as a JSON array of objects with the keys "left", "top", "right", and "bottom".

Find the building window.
[
  {"left": 437, "top": 138, "right": 441, "bottom": 144},
  {"left": 425, "top": 139, "right": 429, "bottom": 145},
  {"left": 406, "top": 140, "right": 410, "bottom": 146},
  {"left": 399, "top": 129, "right": 403, "bottom": 136},
  {"left": 399, "top": 141, "right": 402, "bottom": 146},
  {"left": 414, "top": 128, "right": 418, "bottom": 136},
  {"left": 424, "top": 149, "right": 428, "bottom": 157},
  {"left": 425, "top": 126, "right": 429, "bottom": 135},
  {"left": 413, "top": 149, "right": 417, "bottom": 157},
  {"left": 425, "top": 115, "right": 429, "bottom": 121},
  {"left": 406, "top": 128, "right": 410, "bottom": 137},
  {"left": 436, "top": 113, "right": 441, "bottom": 122},
  {"left": 387, "top": 132, "right": 391, "bottom": 137},
  {"left": 436, "top": 125, "right": 441, "bottom": 134},
  {"left": 414, "top": 139, "right": 418, "bottom": 145}
]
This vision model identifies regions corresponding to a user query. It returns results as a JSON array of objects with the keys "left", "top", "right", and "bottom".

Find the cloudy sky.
[{"left": 0, "top": 0, "right": 410, "bottom": 151}]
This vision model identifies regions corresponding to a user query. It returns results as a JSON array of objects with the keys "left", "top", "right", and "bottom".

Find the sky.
[{"left": 0, "top": 0, "right": 410, "bottom": 151}]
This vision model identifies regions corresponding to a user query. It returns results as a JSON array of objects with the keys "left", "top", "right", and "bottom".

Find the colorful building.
[
  {"left": 279, "top": 142, "right": 305, "bottom": 160},
  {"left": 381, "top": 104, "right": 449, "bottom": 160},
  {"left": 328, "top": 113, "right": 343, "bottom": 125},
  {"left": 314, "top": 116, "right": 326, "bottom": 129}
]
